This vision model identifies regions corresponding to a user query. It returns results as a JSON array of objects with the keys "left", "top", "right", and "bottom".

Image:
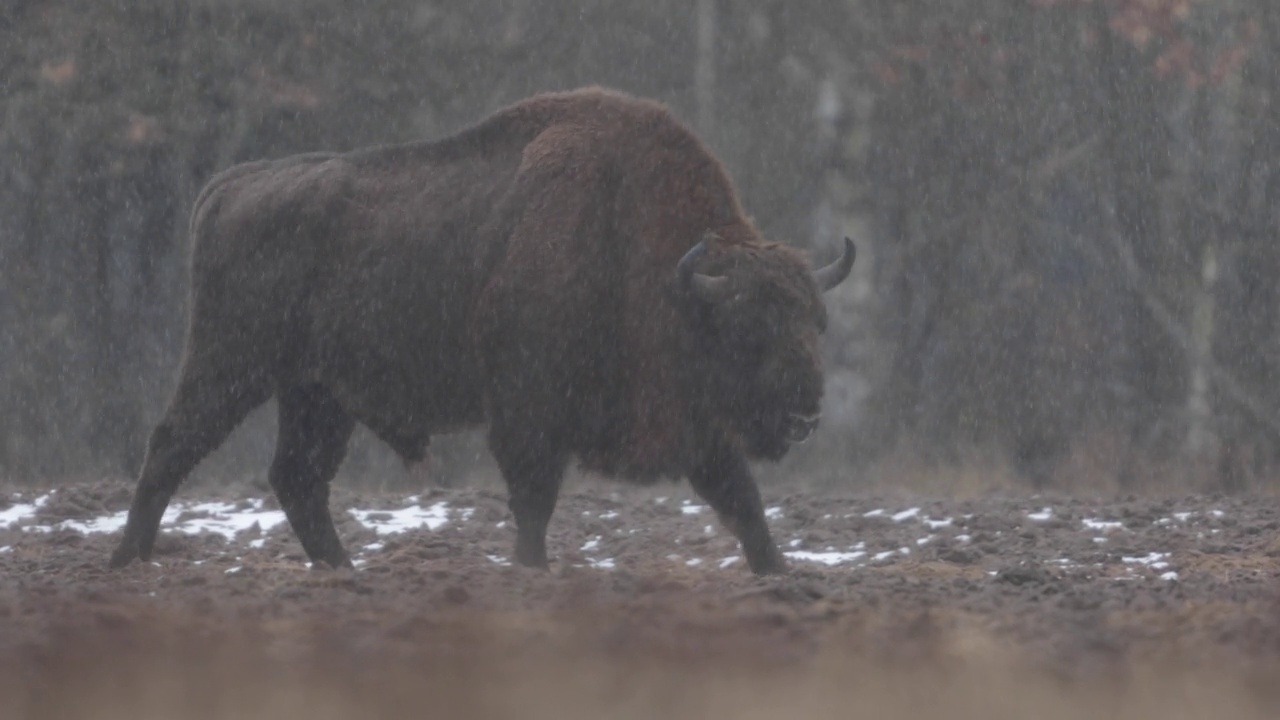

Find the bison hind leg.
[
  {"left": 269, "top": 384, "right": 356, "bottom": 569},
  {"left": 109, "top": 368, "right": 271, "bottom": 569}
]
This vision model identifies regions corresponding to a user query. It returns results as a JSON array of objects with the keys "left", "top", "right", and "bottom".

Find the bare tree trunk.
[
  {"left": 1186, "top": 243, "right": 1218, "bottom": 456},
  {"left": 1199, "top": 0, "right": 1245, "bottom": 487},
  {"left": 694, "top": 0, "right": 717, "bottom": 135}
]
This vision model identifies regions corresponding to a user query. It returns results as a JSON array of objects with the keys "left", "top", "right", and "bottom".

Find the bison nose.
[{"left": 785, "top": 412, "right": 821, "bottom": 444}]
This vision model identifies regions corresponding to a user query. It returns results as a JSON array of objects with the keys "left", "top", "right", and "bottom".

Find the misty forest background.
[{"left": 3, "top": 0, "right": 1279, "bottom": 494}]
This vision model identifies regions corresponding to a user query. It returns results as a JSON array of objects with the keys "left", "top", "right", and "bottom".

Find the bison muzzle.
[{"left": 108, "top": 87, "right": 855, "bottom": 576}]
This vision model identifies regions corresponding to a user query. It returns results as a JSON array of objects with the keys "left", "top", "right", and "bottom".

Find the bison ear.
[
  {"left": 814, "top": 237, "right": 856, "bottom": 293},
  {"left": 676, "top": 237, "right": 735, "bottom": 304}
]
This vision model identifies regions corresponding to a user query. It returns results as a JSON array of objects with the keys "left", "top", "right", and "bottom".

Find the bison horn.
[
  {"left": 814, "top": 237, "right": 856, "bottom": 293},
  {"left": 676, "top": 238, "right": 735, "bottom": 303}
]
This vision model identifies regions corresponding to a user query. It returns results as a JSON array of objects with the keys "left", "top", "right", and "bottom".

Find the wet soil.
[{"left": 3, "top": 478, "right": 1280, "bottom": 719}]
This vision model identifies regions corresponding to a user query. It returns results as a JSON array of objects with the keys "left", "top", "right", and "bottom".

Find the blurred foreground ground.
[{"left": 3, "top": 479, "right": 1280, "bottom": 719}]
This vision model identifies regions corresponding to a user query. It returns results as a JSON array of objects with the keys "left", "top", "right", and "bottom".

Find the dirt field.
[{"left": 3, "top": 477, "right": 1280, "bottom": 719}]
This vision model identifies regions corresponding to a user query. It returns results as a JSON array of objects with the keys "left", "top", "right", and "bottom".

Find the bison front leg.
[{"left": 688, "top": 439, "right": 787, "bottom": 575}]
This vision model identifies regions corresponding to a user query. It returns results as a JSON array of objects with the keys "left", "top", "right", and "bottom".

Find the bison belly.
[{"left": 305, "top": 250, "right": 490, "bottom": 455}]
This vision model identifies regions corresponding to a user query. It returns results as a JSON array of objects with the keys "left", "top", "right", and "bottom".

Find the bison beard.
[{"left": 107, "top": 87, "right": 855, "bottom": 576}]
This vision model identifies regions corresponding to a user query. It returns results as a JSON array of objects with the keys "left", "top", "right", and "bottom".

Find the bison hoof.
[
  {"left": 747, "top": 552, "right": 789, "bottom": 576},
  {"left": 514, "top": 548, "right": 550, "bottom": 570},
  {"left": 750, "top": 562, "right": 789, "bottom": 577},
  {"left": 309, "top": 555, "right": 354, "bottom": 570},
  {"left": 107, "top": 543, "right": 139, "bottom": 570}
]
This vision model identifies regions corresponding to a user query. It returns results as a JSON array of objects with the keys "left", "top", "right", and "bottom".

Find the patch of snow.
[
  {"left": 1122, "top": 552, "right": 1171, "bottom": 570},
  {"left": 1027, "top": 507, "right": 1053, "bottom": 522},
  {"left": 954, "top": 534, "right": 972, "bottom": 543},
  {"left": 1160, "top": 571, "right": 1178, "bottom": 581},
  {"left": 863, "top": 508, "right": 885, "bottom": 518},
  {"left": 580, "top": 536, "right": 601, "bottom": 552},
  {"left": 785, "top": 550, "right": 866, "bottom": 566},
  {"left": 43, "top": 513, "right": 129, "bottom": 535},
  {"left": 681, "top": 502, "right": 707, "bottom": 515},
  {"left": 1092, "top": 537, "right": 1108, "bottom": 544},
  {"left": 225, "top": 566, "right": 242, "bottom": 575},
  {"left": 923, "top": 516, "right": 953, "bottom": 529},
  {"left": 1082, "top": 518, "right": 1125, "bottom": 532},
  {"left": 686, "top": 558, "right": 703, "bottom": 567},
  {"left": 0, "top": 546, "right": 10, "bottom": 553},
  {"left": 788, "top": 538, "right": 803, "bottom": 547},
  {"left": 166, "top": 499, "right": 285, "bottom": 540},
  {"left": 249, "top": 538, "right": 266, "bottom": 549},
  {"left": 363, "top": 542, "right": 385, "bottom": 552},
  {"left": 589, "top": 557, "right": 615, "bottom": 570},
  {"left": 486, "top": 554, "right": 510, "bottom": 566},
  {"left": 764, "top": 506, "right": 783, "bottom": 519},
  {"left": 599, "top": 510, "right": 619, "bottom": 520},
  {"left": 0, "top": 492, "right": 52, "bottom": 527},
  {"left": 916, "top": 537, "right": 931, "bottom": 546},
  {"left": 718, "top": 556, "right": 740, "bottom": 569},
  {"left": 703, "top": 524, "right": 715, "bottom": 536},
  {"left": 32, "top": 499, "right": 289, "bottom": 540},
  {"left": 654, "top": 496, "right": 668, "bottom": 505},
  {"left": 348, "top": 500, "right": 452, "bottom": 534},
  {"left": 892, "top": 507, "right": 920, "bottom": 522}
]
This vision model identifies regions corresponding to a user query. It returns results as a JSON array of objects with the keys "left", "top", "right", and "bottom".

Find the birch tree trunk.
[{"left": 1187, "top": 1, "right": 1242, "bottom": 463}]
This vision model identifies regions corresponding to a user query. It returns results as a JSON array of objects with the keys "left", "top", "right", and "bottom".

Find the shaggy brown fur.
[{"left": 108, "top": 87, "right": 854, "bottom": 575}]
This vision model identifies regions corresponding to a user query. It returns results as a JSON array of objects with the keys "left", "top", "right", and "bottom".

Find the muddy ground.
[{"left": 3, "top": 477, "right": 1280, "bottom": 719}]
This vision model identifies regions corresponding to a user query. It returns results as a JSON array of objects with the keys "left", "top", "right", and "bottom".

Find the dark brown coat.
[{"left": 108, "top": 87, "right": 854, "bottom": 575}]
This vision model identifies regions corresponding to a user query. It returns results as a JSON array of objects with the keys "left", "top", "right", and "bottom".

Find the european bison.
[{"left": 108, "top": 86, "right": 855, "bottom": 575}]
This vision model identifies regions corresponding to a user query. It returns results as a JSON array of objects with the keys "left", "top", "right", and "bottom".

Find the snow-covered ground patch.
[
  {"left": 348, "top": 498, "right": 453, "bottom": 534},
  {"left": 786, "top": 549, "right": 867, "bottom": 565},
  {"left": 1123, "top": 552, "right": 1171, "bottom": 570},
  {"left": 1082, "top": 518, "right": 1126, "bottom": 532},
  {"left": 0, "top": 490, "right": 1213, "bottom": 583}
]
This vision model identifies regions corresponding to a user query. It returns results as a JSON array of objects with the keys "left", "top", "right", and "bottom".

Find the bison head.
[{"left": 676, "top": 233, "right": 855, "bottom": 460}]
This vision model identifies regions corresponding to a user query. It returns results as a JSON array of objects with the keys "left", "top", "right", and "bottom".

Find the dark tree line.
[{"left": 3, "top": 0, "right": 1280, "bottom": 492}]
